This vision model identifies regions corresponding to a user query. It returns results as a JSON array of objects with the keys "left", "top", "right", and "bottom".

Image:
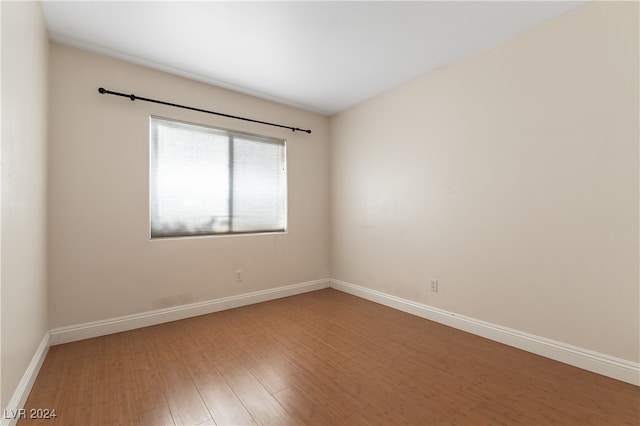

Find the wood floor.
[{"left": 20, "top": 289, "right": 639, "bottom": 425}]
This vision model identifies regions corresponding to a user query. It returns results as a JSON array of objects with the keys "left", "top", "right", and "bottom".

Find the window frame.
[{"left": 149, "top": 115, "right": 288, "bottom": 240}]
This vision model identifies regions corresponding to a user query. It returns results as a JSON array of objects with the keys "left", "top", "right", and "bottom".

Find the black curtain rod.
[{"left": 97, "top": 87, "right": 312, "bottom": 134}]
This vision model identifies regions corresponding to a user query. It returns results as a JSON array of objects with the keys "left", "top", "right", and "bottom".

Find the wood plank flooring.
[{"left": 19, "top": 289, "right": 639, "bottom": 425}]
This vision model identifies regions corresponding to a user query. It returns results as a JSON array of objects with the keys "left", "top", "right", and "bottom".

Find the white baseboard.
[
  {"left": 39, "top": 277, "right": 640, "bottom": 386},
  {"left": 330, "top": 279, "right": 640, "bottom": 386},
  {"left": 50, "top": 279, "right": 330, "bottom": 345},
  {"left": 1, "top": 332, "right": 51, "bottom": 426}
]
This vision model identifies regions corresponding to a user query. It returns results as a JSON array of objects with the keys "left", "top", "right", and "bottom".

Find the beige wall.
[
  {"left": 330, "top": 1, "right": 639, "bottom": 363},
  {"left": 1, "top": 1, "right": 49, "bottom": 408},
  {"left": 48, "top": 44, "right": 330, "bottom": 328}
]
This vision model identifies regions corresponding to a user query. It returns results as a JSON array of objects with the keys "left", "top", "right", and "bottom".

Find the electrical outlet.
[
  {"left": 235, "top": 270, "right": 243, "bottom": 282},
  {"left": 430, "top": 279, "right": 438, "bottom": 292}
]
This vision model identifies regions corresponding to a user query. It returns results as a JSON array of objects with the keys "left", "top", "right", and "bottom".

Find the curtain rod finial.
[{"left": 98, "top": 87, "right": 106, "bottom": 94}]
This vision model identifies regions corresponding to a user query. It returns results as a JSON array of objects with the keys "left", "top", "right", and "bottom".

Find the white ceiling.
[{"left": 41, "top": 1, "right": 587, "bottom": 116}]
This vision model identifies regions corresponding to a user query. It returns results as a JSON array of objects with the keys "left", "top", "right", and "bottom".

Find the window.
[{"left": 150, "top": 117, "right": 287, "bottom": 238}]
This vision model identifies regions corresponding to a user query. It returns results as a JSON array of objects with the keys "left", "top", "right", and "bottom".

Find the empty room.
[{"left": 2, "top": 1, "right": 639, "bottom": 425}]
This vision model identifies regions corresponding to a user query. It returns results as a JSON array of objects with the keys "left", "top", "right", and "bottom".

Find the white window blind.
[{"left": 150, "top": 117, "right": 287, "bottom": 238}]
